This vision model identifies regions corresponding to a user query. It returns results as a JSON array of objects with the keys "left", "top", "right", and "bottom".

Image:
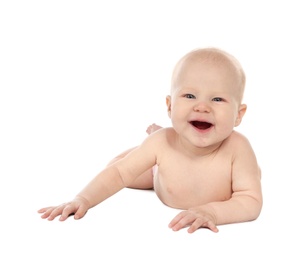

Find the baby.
[{"left": 38, "top": 47, "right": 263, "bottom": 233}]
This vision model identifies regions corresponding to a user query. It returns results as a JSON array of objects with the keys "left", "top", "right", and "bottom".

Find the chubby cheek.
[
  {"left": 169, "top": 104, "right": 186, "bottom": 121},
  {"left": 218, "top": 115, "right": 237, "bottom": 134},
  {"left": 169, "top": 112, "right": 180, "bottom": 128},
  {"left": 169, "top": 109, "right": 186, "bottom": 130}
]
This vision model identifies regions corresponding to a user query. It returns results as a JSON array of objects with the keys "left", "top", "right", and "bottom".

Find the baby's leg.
[
  {"left": 146, "top": 123, "right": 162, "bottom": 135},
  {"left": 107, "top": 123, "right": 162, "bottom": 190}
]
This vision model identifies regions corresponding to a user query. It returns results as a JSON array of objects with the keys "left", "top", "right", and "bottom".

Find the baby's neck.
[{"left": 176, "top": 136, "right": 224, "bottom": 158}]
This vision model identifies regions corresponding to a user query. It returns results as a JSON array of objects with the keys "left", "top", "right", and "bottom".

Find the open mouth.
[{"left": 190, "top": 121, "right": 213, "bottom": 130}]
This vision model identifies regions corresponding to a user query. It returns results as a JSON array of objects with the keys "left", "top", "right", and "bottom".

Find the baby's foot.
[{"left": 146, "top": 123, "right": 162, "bottom": 135}]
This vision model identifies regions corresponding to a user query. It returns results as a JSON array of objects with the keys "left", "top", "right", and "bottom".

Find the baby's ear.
[
  {"left": 235, "top": 104, "right": 247, "bottom": 126},
  {"left": 166, "top": 95, "right": 172, "bottom": 118}
]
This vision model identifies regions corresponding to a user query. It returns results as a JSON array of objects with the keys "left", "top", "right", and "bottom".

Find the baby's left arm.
[{"left": 169, "top": 135, "right": 263, "bottom": 233}]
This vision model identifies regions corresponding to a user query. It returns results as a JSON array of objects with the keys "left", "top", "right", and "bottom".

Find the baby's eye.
[
  {"left": 212, "top": 97, "right": 224, "bottom": 102},
  {"left": 184, "top": 94, "right": 196, "bottom": 99}
]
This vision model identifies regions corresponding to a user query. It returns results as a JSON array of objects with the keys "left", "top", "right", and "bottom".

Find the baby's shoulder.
[
  {"left": 138, "top": 127, "right": 174, "bottom": 156},
  {"left": 224, "top": 130, "right": 254, "bottom": 151}
]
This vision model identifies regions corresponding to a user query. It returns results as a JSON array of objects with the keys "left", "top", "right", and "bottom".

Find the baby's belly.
[{"left": 153, "top": 168, "right": 232, "bottom": 209}]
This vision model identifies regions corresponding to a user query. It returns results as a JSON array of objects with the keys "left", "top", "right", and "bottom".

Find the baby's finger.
[
  {"left": 73, "top": 204, "right": 88, "bottom": 220},
  {"left": 168, "top": 211, "right": 187, "bottom": 228},
  {"left": 59, "top": 205, "right": 78, "bottom": 221},
  {"left": 46, "top": 204, "right": 67, "bottom": 220},
  {"left": 169, "top": 212, "right": 196, "bottom": 231},
  {"left": 188, "top": 218, "right": 219, "bottom": 233},
  {"left": 37, "top": 207, "right": 48, "bottom": 213},
  {"left": 74, "top": 204, "right": 89, "bottom": 219},
  {"left": 38, "top": 207, "right": 55, "bottom": 219},
  {"left": 205, "top": 222, "right": 219, "bottom": 233}
]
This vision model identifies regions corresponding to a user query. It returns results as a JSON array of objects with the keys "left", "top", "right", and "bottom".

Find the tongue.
[{"left": 192, "top": 121, "right": 212, "bottom": 130}]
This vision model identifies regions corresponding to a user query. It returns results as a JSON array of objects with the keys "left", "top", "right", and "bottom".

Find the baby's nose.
[{"left": 193, "top": 101, "right": 210, "bottom": 112}]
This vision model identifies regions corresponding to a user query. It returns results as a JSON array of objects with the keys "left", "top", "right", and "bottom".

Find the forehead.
[{"left": 171, "top": 49, "right": 245, "bottom": 98}]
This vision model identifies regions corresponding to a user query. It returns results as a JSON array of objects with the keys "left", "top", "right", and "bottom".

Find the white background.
[{"left": 1, "top": 1, "right": 296, "bottom": 259}]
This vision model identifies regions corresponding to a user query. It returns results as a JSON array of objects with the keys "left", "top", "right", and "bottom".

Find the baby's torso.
[{"left": 153, "top": 130, "right": 235, "bottom": 209}]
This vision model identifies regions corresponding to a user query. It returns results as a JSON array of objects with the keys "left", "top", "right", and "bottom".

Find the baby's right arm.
[{"left": 38, "top": 131, "right": 160, "bottom": 221}]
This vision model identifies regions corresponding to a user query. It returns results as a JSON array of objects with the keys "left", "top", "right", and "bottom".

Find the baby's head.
[{"left": 171, "top": 48, "right": 246, "bottom": 104}]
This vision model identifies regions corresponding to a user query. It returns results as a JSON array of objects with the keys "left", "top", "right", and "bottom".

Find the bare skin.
[
  {"left": 106, "top": 123, "right": 162, "bottom": 190},
  {"left": 38, "top": 48, "right": 262, "bottom": 233}
]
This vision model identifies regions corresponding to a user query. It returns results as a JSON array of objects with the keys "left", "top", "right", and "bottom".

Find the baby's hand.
[
  {"left": 38, "top": 196, "right": 90, "bottom": 221},
  {"left": 168, "top": 207, "right": 219, "bottom": 233}
]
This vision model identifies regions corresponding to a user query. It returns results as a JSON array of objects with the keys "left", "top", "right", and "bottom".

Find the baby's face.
[{"left": 167, "top": 58, "right": 246, "bottom": 148}]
